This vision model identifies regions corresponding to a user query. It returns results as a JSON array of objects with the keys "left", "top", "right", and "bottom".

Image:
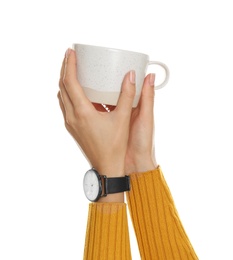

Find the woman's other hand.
[{"left": 124, "top": 73, "right": 158, "bottom": 174}]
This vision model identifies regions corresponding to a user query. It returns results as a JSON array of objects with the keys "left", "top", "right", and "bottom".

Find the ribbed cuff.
[
  {"left": 83, "top": 203, "right": 131, "bottom": 260},
  {"left": 126, "top": 166, "right": 198, "bottom": 260}
]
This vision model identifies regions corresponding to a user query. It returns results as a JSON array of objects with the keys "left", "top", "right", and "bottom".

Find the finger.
[
  {"left": 115, "top": 70, "right": 136, "bottom": 117},
  {"left": 57, "top": 91, "right": 66, "bottom": 119},
  {"left": 63, "top": 49, "right": 90, "bottom": 108},
  {"left": 59, "top": 51, "right": 74, "bottom": 114},
  {"left": 138, "top": 73, "right": 155, "bottom": 117},
  {"left": 59, "top": 56, "right": 65, "bottom": 91},
  {"left": 60, "top": 54, "right": 66, "bottom": 80}
]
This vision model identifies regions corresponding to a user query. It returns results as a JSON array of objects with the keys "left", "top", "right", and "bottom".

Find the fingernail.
[
  {"left": 130, "top": 70, "right": 136, "bottom": 84},
  {"left": 149, "top": 73, "right": 155, "bottom": 86},
  {"left": 65, "top": 48, "right": 71, "bottom": 58}
]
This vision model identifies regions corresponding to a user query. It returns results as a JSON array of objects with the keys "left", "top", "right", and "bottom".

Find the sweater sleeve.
[
  {"left": 83, "top": 203, "right": 132, "bottom": 260},
  {"left": 126, "top": 166, "right": 198, "bottom": 260}
]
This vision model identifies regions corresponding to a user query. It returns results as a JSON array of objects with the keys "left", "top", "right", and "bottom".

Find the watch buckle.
[{"left": 101, "top": 175, "right": 107, "bottom": 197}]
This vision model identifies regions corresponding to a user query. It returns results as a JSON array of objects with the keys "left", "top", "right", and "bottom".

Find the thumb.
[
  {"left": 138, "top": 73, "right": 155, "bottom": 117},
  {"left": 116, "top": 70, "right": 136, "bottom": 117}
]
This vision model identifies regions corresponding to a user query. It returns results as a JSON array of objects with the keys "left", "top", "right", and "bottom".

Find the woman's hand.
[
  {"left": 58, "top": 49, "right": 136, "bottom": 178},
  {"left": 124, "top": 74, "right": 158, "bottom": 174}
]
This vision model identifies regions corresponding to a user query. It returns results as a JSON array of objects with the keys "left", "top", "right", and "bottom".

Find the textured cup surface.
[{"left": 73, "top": 44, "right": 167, "bottom": 107}]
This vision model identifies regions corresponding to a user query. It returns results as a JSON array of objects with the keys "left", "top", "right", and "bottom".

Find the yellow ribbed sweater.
[{"left": 83, "top": 166, "right": 198, "bottom": 260}]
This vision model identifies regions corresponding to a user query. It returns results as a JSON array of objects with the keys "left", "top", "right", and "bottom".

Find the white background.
[{"left": 0, "top": 0, "right": 232, "bottom": 259}]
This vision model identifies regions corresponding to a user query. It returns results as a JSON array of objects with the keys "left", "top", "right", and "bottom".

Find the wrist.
[
  {"left": 97, "top": 192, "right": 124, "bottom": 203},
  {"left": 125, "top": 157, "right": 158, "bottom": 174},
  {"left": 92, "top": 162, "right": 125, "bottom": 178}
]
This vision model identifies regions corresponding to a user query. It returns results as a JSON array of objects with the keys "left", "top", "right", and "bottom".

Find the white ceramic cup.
[{"left": 73, "top": 44, "right": 169, "bottom": 107}]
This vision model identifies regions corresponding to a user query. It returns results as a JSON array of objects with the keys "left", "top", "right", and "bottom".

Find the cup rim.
[{"left": 72, "top": 43, "right": 149, "bottom": 57}]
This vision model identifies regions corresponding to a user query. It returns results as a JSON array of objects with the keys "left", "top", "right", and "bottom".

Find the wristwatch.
[{"left": 83, "top": 168, "right": 130, "bottom": 202}]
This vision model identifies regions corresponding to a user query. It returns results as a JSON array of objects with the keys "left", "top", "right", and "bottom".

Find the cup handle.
[{"left": 148, "top": 61, "right": 170, "bottom": 90}]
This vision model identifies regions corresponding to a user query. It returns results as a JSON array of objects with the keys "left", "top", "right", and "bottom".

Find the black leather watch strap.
[{"left": 105, "top": 176, "right": 130, "bottom": 194}]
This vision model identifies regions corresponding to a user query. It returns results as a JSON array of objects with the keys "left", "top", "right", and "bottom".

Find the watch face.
[{"left": 83, "top": 169, "right": 102, "bottom": 202}]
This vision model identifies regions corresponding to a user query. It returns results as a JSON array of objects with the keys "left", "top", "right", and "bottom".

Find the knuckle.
[
  {"left": 141, "top": 87, "right": 155, "bottom": 100},
  {"left": 62, "top": 75, "right": 69, "bottom": 86},
  {"left": 64, "top": 121, "right": 70, "bottom": 131},
  {"left": 65, "top": 115, "right": 74, "bottom": 127},
  {"left": 122, "top": 88, "right": 135, "bottom": 100},
  {"left": 127, "top": 84, "right": 136, "bottom": 98},
  {"left": 64, "top": 105, "right": 93, "bottom": 129},
  {"left": 73, "top": 108, "right": 81, "bottom": 119},
  {"left": 58, "top": 78, "right": 64, "bottom": 88},
  {"left": 62, "top": 73, "right": 72, "bottom": 86},
  {"left": 74, "top": 105, "right": 90, "bottom": 119},
  {"left": 142, "top": 91, "right": 155, "bottom": 100}
]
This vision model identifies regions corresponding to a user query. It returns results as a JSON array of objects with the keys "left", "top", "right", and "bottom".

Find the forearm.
[
  {"left": 126, "top": 166, "right": 198, "bottom": 260},
  {"left": 83, "top": 203, "right": 131, "bottom": 260}
]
